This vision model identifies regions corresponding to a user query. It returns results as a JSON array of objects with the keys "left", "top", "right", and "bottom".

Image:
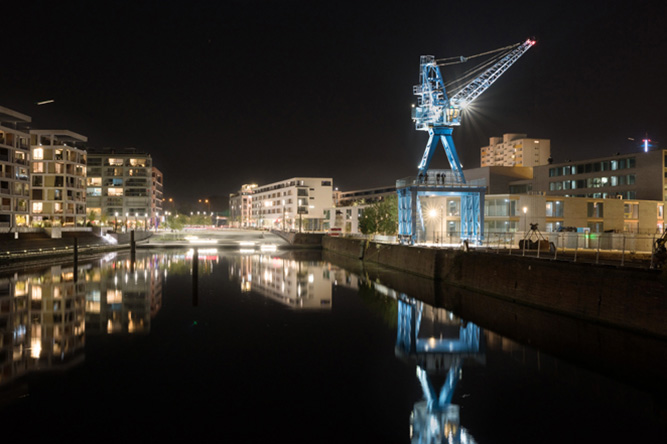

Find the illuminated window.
[
  {"left": 108, "top": 188, "right": 124, "bottom": 197},
  {"left": 33, "top": 147, "right": 44, "bottom": 159},
  {"left": 87, "top": 177, "right": 102, "bottom": 186},
  {"left": 108, "top": 158, "right": 123, "bottom": 166},
  {"left": 32, "top": 202, "right": 43, "bottom": 213},
  {"left": 32, "top": 162, "right": 44, "bottom": 173},
  {"left": 107, "top": 289, "right": 122, "bottom": 304}
]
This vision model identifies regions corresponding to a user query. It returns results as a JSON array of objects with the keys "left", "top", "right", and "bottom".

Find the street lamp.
[
  {"left": 522, "top": 206, "right": 528, "bottom": 233},
  {"left": 440, "top": 205, "right": 444, "bottom": 245},
  {"left": 198, "top": 198, "right": 211, "bottom": 213},
  {"left": 428, "top": 208, "right": 438, "bottom": 244}
]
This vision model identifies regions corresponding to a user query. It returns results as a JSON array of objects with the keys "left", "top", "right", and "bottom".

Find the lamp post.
[
  {"left": 114, "top": 212, "right": 118, "bottom": 233},
  {"left": 428, "top": 208, "right": 438, "bottom": 244},
  {"left": 198, "top": 198, "right": 211, "bottom": 213},
  {"left": 522, "top": 206, "right": 528, "bottom": 233},
  {"left": 440, "top": 205, "right": 444, "bottom": 246}
]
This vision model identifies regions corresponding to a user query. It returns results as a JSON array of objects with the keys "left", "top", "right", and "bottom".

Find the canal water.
[{"left": 0, "top": 249, "right": 665, "bottom": 443}]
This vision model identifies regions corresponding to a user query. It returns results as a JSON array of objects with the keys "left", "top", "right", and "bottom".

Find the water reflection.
[
  {"left": 1, "top": 250, "right": 664, "bottom": 442},
  {"left": 228, "top": 254, "right": 339, "bottom": 309},
  {"left": 0, "top": 264, "right": 85, "bottom": 389},
  {"left": 396, "top": 296, "right": 483, "bottom": 444},
  {"left": 82, "top": 254, "right": 164, "bottom": 335}
]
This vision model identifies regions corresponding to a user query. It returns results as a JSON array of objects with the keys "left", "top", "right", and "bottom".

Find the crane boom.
[
  {"left": 448, "top": 38, "right": 535, "bottom": 108},
  {"left": 412, "top": 38, "right": 535, "bottom": 130}
]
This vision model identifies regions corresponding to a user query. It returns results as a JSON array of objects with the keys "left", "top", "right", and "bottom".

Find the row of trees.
[
  {"left": 85, "top": 210, "right": 213, "bottom": 231},
  {"left": 358, "top": 195, "right": 398, "bottom": 236}
]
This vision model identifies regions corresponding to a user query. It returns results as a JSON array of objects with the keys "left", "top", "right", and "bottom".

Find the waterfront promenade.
[{"left": 0, "top": 228, "right": 292, "bottom": 269}]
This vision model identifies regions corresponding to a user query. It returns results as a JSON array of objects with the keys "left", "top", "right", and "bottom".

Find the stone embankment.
[
  {"left": 323, "top": 236, "right": 667, "bottom": 339},
  {"left": 0, "top": 231, "right": 151, "bottom": 271}
]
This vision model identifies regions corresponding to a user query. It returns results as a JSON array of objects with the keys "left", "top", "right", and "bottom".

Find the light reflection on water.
[{"left": 0, "top": 249, "right": 665, "bottom": 443}]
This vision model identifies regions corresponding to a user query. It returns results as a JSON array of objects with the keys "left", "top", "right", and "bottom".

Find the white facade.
[
  {"left": 229, "top": 183, "right": 257, "bottom": 228},
  {"left": 481, "top": 134, "right": 551, "bottom": 167},
  {"left": 250, "top": 177, "right": 333, "bottom": 231}
]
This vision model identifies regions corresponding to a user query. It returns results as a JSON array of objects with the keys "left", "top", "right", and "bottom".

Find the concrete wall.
[{"left": 322, "top": 236, "right": 667, "bottom": 338}]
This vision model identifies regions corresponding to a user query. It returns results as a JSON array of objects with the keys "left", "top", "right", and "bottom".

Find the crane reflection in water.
[{"left": 396, "top": 295, "right": 484, "bottom": 444}]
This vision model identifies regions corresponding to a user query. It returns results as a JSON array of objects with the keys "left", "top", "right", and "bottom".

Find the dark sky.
[{"left": 2, "top": 0, "right": 665, "bottom": 205}]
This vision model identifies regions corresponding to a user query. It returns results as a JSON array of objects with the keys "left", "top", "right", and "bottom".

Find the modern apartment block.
[
  {"left": 151, "top": 167, "right": 164, "bottom": 227},
  {"left": 0, "top": 106, "right": 31, "bottom": 230},
  {"left": 418, "top": 193, "right": 665, "bottom": 240},
  {"left": 86, "top": 148, "right": 154, "bottom": 230},
  {"left": 249, "top": 177, "right": 333, "bottom": 231},
  {"left": 480, "top": 134, "right": 551, "bottom": 167},
  {"left": 532, "top": 149, "right": 667, "bottom": 201},
  {"left": 30, "top": 130, "right": 87, "bottom": 227},
  {"left": 229, "top": 183, "right": 257, "bottom": 228}
]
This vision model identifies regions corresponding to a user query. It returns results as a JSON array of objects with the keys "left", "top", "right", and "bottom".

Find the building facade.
[
  {"left": 151, "top": 167, "right": 164, "bottom": 228},
  {"left": 30, "top": 130, "right": 87, "bottom": 227},
  {"left": 0, "top": 106, "right": 31, "bottom": 230},
  {"left": 229, "top": 183, "right": 257, "bottom": 228},
  {"left": 249, "top": 177, "right": 333, "bottom": 231},
  {"left": 413, "top": 193, "right": 664, "bottom": 244},
  {"left": 86, "top": 148, "right": 154, "bottom": 230},
  {"left": 532, "top": 149, "right": 667, "bottom": 201},
  {"left": 480, "top": 134, "right": 551, "bottom": 167}
]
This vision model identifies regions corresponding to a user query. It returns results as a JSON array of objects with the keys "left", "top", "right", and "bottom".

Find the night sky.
[{"left": 2, "top": 0, "right": 665, "bottom": 206}]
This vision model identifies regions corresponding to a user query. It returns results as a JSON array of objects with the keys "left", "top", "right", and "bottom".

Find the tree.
[
  {"left": 359, "top": 195, "right": 398, "bottom": 235},
  {"left": 166, "top": 214, "right": 184, "bottom": 231}
]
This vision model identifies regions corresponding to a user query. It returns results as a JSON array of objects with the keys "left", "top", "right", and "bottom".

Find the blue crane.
[
  {"left": 412, "top": 38, "right": 536, "bottom": 181},
  {"left": 398, "top": 39, "right": 535, "bottom": 245}
]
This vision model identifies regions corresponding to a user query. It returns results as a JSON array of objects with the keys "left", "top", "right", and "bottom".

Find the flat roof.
[
  {"left": 0, "top": 105, "right": 31, "bottom": 123},
  {"left": 86, "top": 147, "right": 150, "bottom": 156},
  {"left": 31, "top": 129, "right": 87, "bottom": 143}
]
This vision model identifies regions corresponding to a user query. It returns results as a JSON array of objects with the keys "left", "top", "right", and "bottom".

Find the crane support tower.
[{"left": 397, "top": 38, "right": 536, "bottom": 245}]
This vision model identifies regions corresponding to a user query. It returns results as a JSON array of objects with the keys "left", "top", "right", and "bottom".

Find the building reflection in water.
[
  {"left": 0, "top": 252, "right": 174, "bottom": 393},
  {"left": 83, "top": 253, "right": 166, "bottom": 335},
  {"left": 395, "top": 296, "right": 484, "bottom": 444},
  {"left": 229, "top": 254, "right": 348, "bottom": 309},
  {"left": 0, "top": 264, "right": 86, "bottom": 390}
]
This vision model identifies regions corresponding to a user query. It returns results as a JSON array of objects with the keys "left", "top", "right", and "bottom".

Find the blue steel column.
[
  {"left": 398, "top": 188, "right": 412, "bottom": 239},
  {"left": 438, "top": 128, "right": 466, "bottom": 184},
  {"left": 417, "top": 130, "right": 439, "bottom": 176}
]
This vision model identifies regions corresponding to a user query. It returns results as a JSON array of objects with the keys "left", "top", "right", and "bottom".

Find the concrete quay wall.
[{"left": 322, "top": 236, "right": 667, "bottom": 338}]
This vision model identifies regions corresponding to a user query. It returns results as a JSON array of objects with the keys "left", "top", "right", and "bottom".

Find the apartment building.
[
  {"left": 0, "top": 106, "right": 31, "bottom": 230},
  {"left": 151, "top": 167, "right": 164, "bottom": 227},
  {"left": 30, "top": 130, "right": 87, "bottom": 227},
  {"left": 480, "top": 134, "right": 551, "bottom": 167},
  {"left": 86, "top": 148, "right": 153, "bottom": 230},
  {"left": 532, "top": 149, "right": 667, "bottom": 201},
  {"left": 249, "top": 177, "right": 333, "bottom": 231},
  {"left": 229, "top": 183, "right": 257, "bottom": 228}
]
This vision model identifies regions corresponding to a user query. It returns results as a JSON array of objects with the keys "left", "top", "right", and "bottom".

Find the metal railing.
[
  {"left": 471, "top": 231, "right": 657, "bottom": 268},
  {"left": 336, "top": 230, "right": 661, "bottom": 269}
]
